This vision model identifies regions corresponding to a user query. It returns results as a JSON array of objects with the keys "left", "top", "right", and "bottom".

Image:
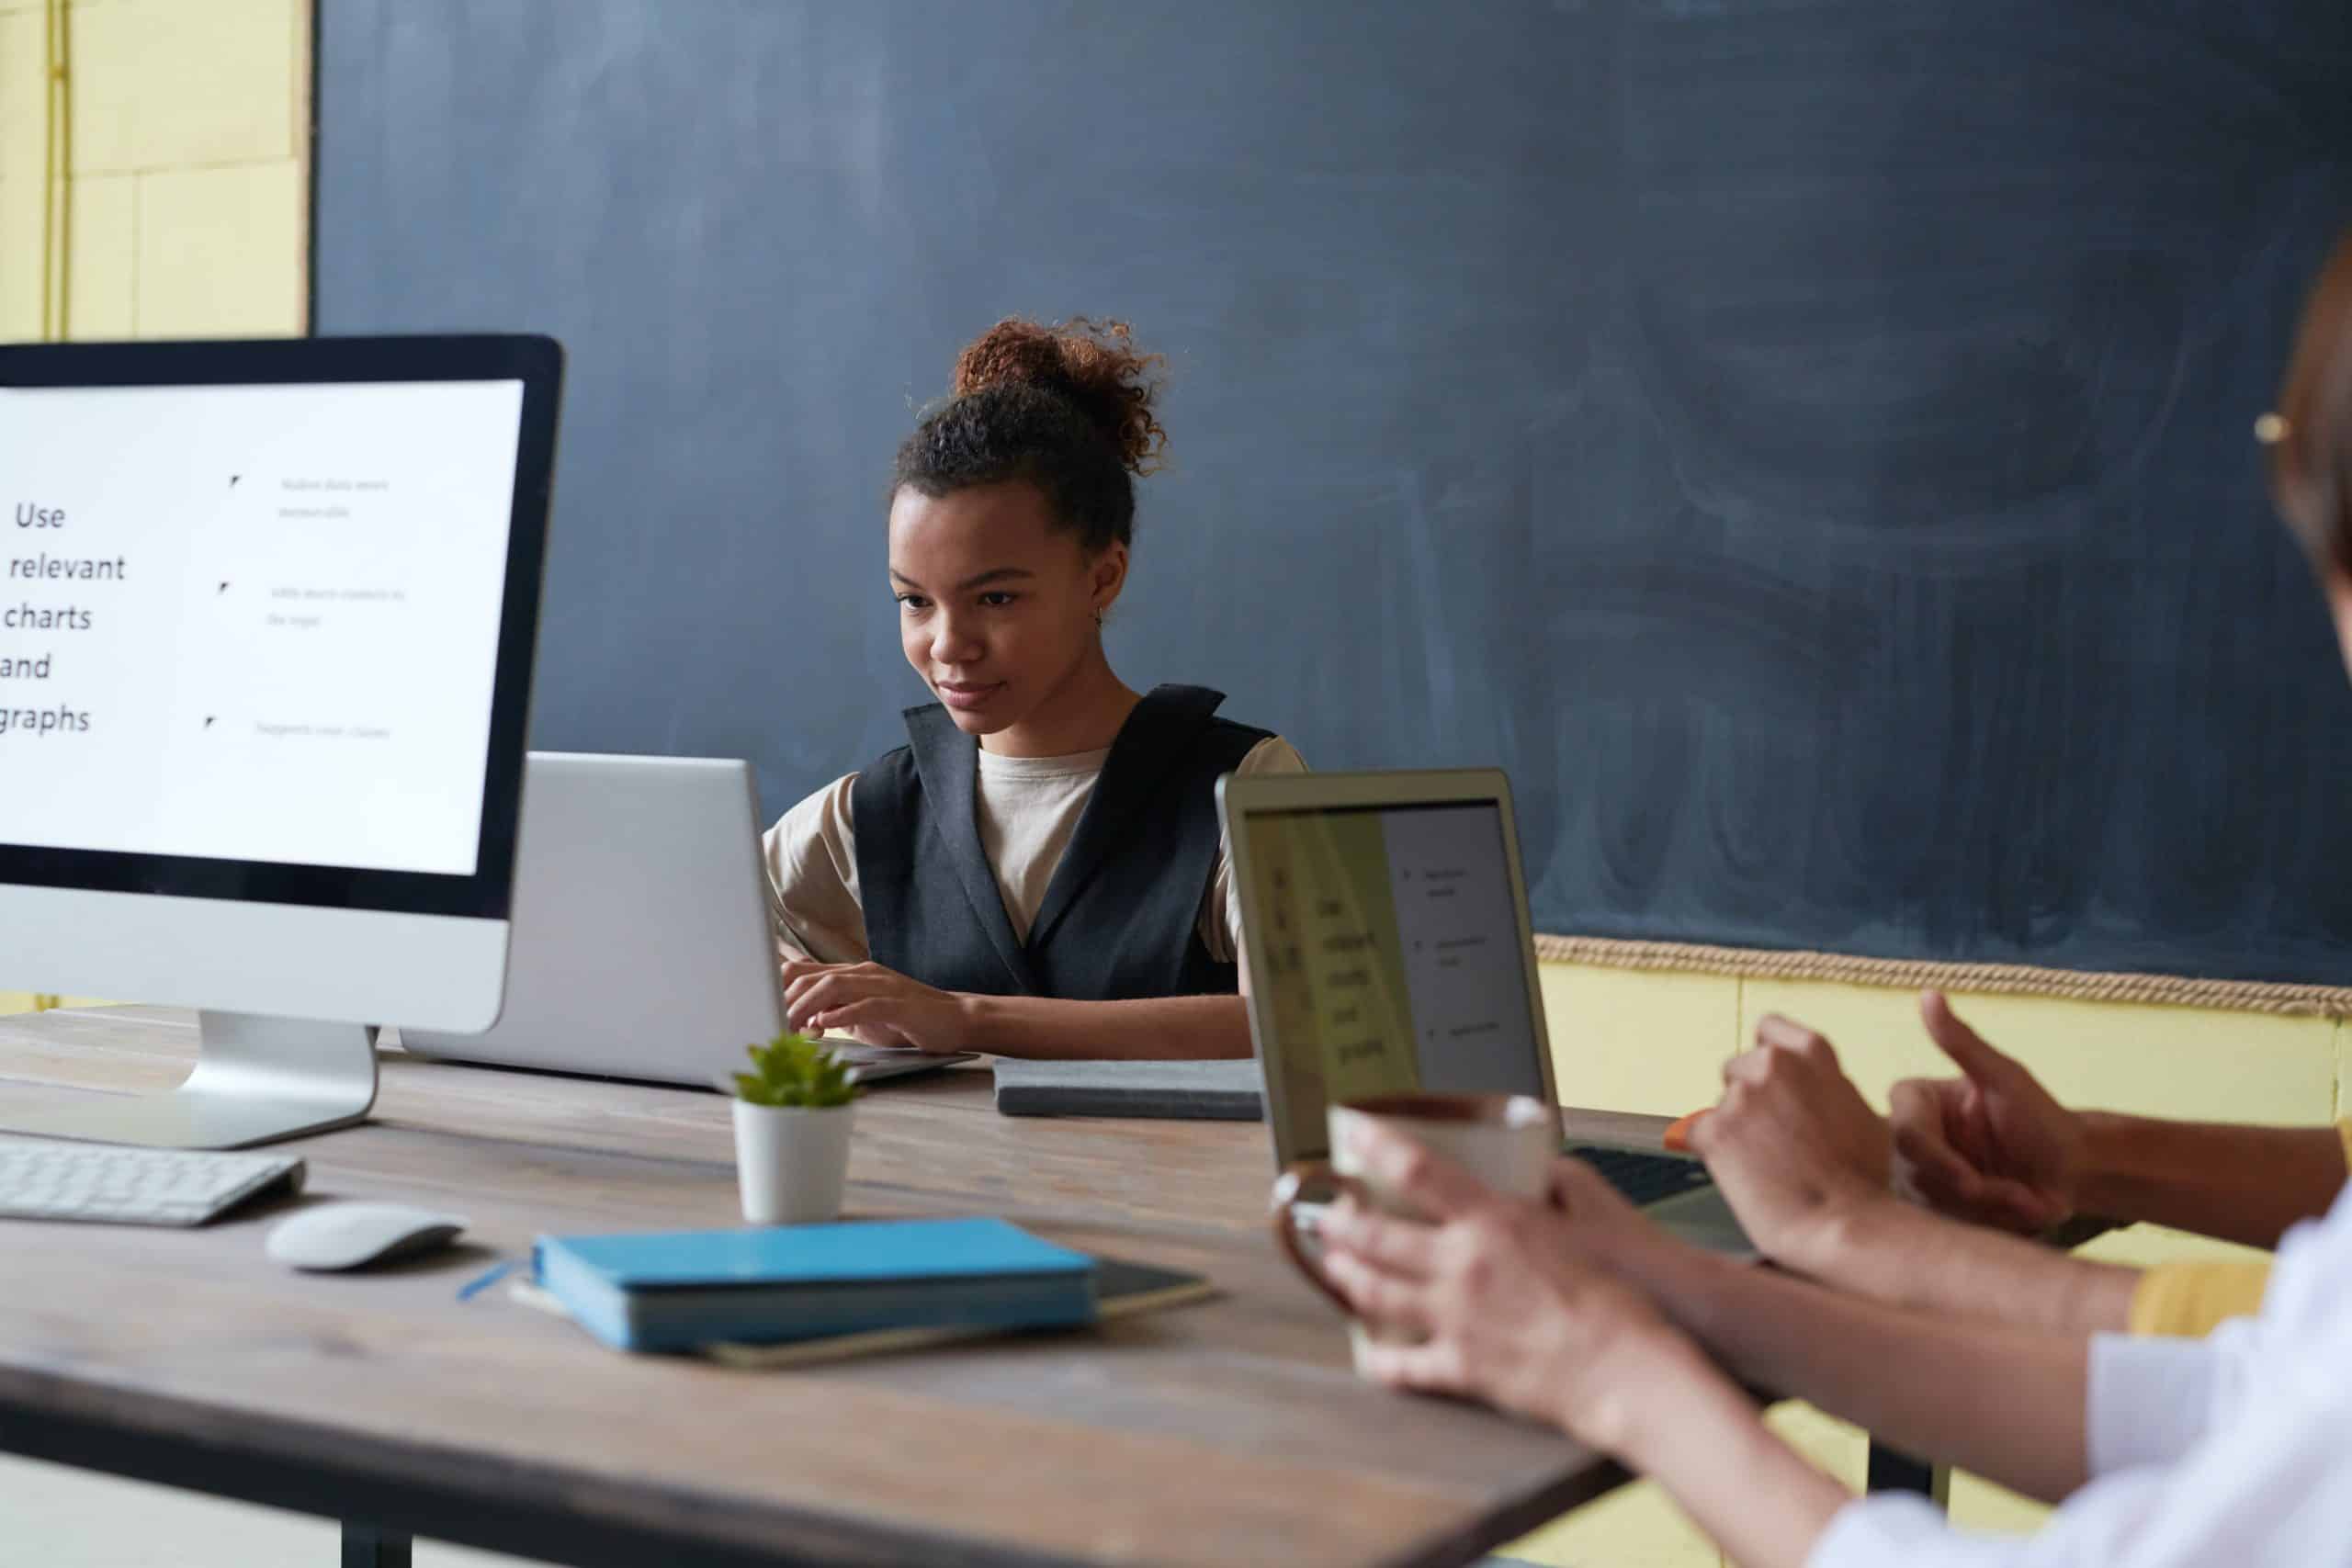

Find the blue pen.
[{"left": 456, "top": 1258, "right": 514, "bottom": 1303}]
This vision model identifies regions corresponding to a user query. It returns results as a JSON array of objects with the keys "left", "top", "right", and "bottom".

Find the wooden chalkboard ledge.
[{"left": 1532, "top": 935, "right": 2352, "bottom": 1020}]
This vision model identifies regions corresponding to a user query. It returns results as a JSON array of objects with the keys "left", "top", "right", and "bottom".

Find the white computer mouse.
[{"left": 265, "top": 1201, "right": 468, "bottom": 1272}]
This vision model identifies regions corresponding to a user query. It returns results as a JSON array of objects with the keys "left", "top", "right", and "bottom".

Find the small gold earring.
[{"left": 2256, "top": 412, "right": 2291, "bottom": 445}]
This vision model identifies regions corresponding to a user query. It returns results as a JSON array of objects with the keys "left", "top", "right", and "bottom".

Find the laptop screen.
[{"left": 1241, "top": 798, "right": 1549, "bottom": 1162}]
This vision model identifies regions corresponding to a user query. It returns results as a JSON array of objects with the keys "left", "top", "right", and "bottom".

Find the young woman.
[
  {"left": 1314, "top": 231, "right": 2352, "bottom": 1567},
  {"left": 763, "top": 319, "right": 1304, "bottom": 1060}
]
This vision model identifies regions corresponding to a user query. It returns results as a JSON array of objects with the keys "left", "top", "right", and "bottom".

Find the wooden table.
[{"left": 0, "top": 1006, "right": 1645, "bottom": 1568}]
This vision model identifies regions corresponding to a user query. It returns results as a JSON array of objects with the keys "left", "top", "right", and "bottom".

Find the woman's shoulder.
[
  {"left": 768, "top": 772, "right": 861, "bottom": 854},
  {"left": 1234, "top": 733, "right": 1307, "bottom": 775}
]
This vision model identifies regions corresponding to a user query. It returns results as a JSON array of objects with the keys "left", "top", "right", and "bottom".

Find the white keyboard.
[{"left": 0, "top": 1135, "right": 306, "bottom": 1226}]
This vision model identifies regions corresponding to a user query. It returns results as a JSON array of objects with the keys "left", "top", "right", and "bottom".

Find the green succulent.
[{"left": 731, "top": 1031, "right": 860, "bottom": 1109}]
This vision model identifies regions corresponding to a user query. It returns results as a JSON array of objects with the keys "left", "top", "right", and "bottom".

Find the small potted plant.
[{"left": 729, "top": 1032, "right": 861, "bottom": 1225}]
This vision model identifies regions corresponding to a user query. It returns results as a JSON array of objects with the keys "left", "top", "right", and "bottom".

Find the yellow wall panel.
[
  {"left": 134, "top": 159, "right": 302, "bottom": 337},
  {"left": 1767, "top": 1399, "right": 1867, "bottom": 1489},
  {"left": 1736, "top": 976, "right": 2337, "bottom": 1127},
  {"left": 64, "top": 165, "right": 131, "bottom": 336},
  {"left": 1506, "top": 1474, "right": 1721, "bottom": 1568},
  {"left": 0, "top": 8, "right": 40, "bottom": 192},
  {"left": 70, "top": 0, "right": 299, "bottom": 175},
  {"left": 1541, "top": 963, "right": 1740, "bottom": 1116},
  {"left": 1949, "top": 1472, "right": 2052, "bottom": 1536},
  {"left": 2336, "top": 1018, "right": 2348, "bottom": 1122},
  {"left": 2072, "top": 1219, "right": 2273, "bottom": 1275},
  {"left": 0, "top": 178, "right": 40, "bottom": 340},
  {"left": 57, "top": 0, "right": 134, "bottom": 174},
  {"left": 0, "top": 994, "right": 98, "bottom": 1014}
]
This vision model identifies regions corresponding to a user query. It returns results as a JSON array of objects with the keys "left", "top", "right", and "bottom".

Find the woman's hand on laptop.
[
  {"left": 1315, "top": 1121, "right": 1712, "bottom": 1456},
  {"left": 780, "top": 960, "right": 973, "bottom": 1053},
  {"left": 1685, "top": 1015, "right": 1894, "bottom": 1278}
]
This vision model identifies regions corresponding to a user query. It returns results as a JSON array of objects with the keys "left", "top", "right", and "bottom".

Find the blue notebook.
[{"left": 532, "top": 1217, "right": 1098, "bottom": 1353}]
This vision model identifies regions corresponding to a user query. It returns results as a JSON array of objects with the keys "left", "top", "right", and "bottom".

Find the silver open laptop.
[
  {"left": 401, "top": 753, "right": 973, "bottom": 1088},
  {"left": 1218, "top": 767, "right": 1752, "bottom": 1255}
]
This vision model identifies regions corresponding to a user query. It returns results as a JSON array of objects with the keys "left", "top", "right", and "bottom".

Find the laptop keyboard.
[{"left": 1567, "top": 1144, "right": 1716, "bottom": 1208}]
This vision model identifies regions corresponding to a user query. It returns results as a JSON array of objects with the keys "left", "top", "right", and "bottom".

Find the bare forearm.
[
  {"left": 1637, "top": 1246, "right": 2089, "bottom": 1504},
  {"left": 1611, "top": 1342, "right": 1850, "bottom": 1568},
  {"left": 960, "top": 992, "right": 1252, "bottom": 1060},
  {"left": 1804, "top": 1196, "right": 2139, "bottom": 1335},
  {"left": 2075, "top": 1115, "right": 2346, "bottom": 1247}
]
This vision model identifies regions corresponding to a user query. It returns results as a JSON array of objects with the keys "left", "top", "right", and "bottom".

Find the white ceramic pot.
[{"left": 731, "top": 1099, "right": 854, "bottom": 1225}]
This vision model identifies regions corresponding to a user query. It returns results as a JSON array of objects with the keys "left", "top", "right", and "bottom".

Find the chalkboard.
[{"left": 316, "top": 1, "right": 2352, "bottom": 986}]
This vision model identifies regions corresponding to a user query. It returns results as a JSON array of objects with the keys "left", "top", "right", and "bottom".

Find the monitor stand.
[{"left": 0, "top": 1012, "right": 379, "bottom": 1150}]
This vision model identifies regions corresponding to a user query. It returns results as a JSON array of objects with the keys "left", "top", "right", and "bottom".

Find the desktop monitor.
[{"left": 0, "top": 335, "right": 560, "bottom": 1148}]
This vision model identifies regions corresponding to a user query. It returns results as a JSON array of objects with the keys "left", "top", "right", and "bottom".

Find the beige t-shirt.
[{"left": 763, "top": 734, "right": 1307, "bottom": 970}]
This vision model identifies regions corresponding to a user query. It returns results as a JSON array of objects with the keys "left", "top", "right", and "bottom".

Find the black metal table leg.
[
  {"left": 343, "top": 1524, "right": 413, "bottom": 1568},
  {"left": 1865, "top": 1438, "right": 1951, "bottom": 1506}
]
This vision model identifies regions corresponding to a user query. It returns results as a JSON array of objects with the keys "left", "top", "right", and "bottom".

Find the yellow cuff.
[
  {"left": 2128, "top": 1260, "right": 2273, "bottom": 1337},
  {"left": 2337, "top": 1116, "right": 2352, "bottom": 1175}
]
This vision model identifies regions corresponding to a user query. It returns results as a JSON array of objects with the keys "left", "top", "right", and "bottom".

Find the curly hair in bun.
[{"left": 893, "top": 318, "right": 1167, "bottom": 554}]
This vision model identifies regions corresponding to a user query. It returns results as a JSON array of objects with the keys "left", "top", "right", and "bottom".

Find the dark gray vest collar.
[{"left": 851, "top": 684, "right": 1272, "bottom": 1000}]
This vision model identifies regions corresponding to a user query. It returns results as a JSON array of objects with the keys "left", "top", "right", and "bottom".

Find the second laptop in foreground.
[{"left": 1220, "top": 766, "right": 1754, "bottom": 1256}]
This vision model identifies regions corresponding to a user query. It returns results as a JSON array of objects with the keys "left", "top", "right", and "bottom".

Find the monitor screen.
[
  {"left": 1242, "top": 799, "right": 1547, "bottom": 1160},
  {"left": 0, "top": 378, "right": 524, "bottom": 877}
]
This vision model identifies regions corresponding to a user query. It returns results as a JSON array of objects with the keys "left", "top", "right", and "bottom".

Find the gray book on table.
[{"left": 991, "top": 1058, "right": 1266, "bottom": 1121}]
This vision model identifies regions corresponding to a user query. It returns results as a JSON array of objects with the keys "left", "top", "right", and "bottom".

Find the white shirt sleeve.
[
  {"left": 760, "top": 774, "right": 871, "bottom": 965},
  {"left": 1811, "top": 1356, "right": 2351, "bottom": 1568},
  {"left": 2084, "top": 1333, "right": 2222, "bottom": 1475},
  {"left": 1199, "top": 734, "right": 1307, "bottom": 963},
  {"left": 1807, "top": 1195, "right": 2352, "bottom": 1568}
]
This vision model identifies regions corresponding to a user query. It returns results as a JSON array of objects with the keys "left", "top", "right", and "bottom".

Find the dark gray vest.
[{"left": 850, "top": 685, "right": 1272, "bottom": 1000}]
